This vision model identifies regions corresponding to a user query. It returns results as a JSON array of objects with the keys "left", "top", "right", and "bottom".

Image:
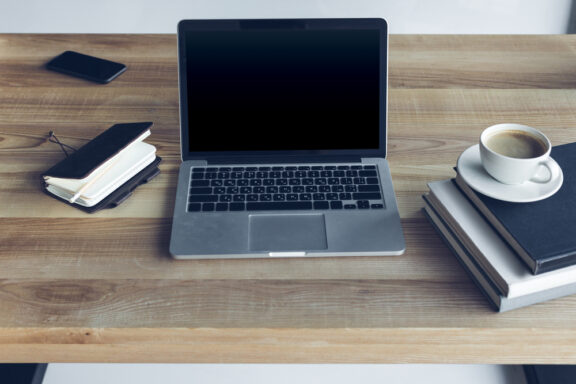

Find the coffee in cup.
[
  {"left": 484, "top": 129, "right": 548, "bottom": 159},
  {"left": 479, "top": 124, "right": 560, "bottom": 185}
]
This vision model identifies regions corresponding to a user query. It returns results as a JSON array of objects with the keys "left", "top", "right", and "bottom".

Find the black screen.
[{"left": 185, "top": 29, "right": 381, "bottom": 152}]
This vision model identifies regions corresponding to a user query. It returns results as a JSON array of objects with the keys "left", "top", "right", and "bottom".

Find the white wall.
[
  {"left": 0, "top": 0, "right": 572, "bottom": 34},
  {"left": 42, "top": 364, "right": 528, "bottom": 384}
]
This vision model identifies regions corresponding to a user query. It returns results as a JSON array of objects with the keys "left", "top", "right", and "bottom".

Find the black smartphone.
[{"left": 46, "top": 51, "right": 127, "bottom": 84}]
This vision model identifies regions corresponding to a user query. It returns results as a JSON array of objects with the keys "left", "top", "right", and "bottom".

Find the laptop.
[{"left": 170, "top": 18, "right": 405, "bottom": 259}]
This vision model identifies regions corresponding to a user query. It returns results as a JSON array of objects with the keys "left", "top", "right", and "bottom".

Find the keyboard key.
[
  {"left": 190, "top": 187, "right": 213, "bottom": 195},
  {"left": 353, "top": 192, "right": 383, "bottom": 200},
  {"left": 216, "top": 203, "right": 228, "bottom": 211},
  {"left": 344, "top": 204, "right": 357, "bottom": 209},
  {"left": 188, "top": 203, "right": 201, "bottom": 212},
  {"left": 191, "top": 180, "right": 210, "bottom": 187},
  {"left": 247, "top": 202, "right": 313, "bottom": 211},
  {"left": 289, "top": 178, "right": 301, "bottom": 185},
  {"left": 189, "top": 195, "right": 218, "bottom": 203},
  {"left": 247, "top": 194, "right": 259, "bottom": 201},
  {"left": 371, "top": 203, "right": 385, "bottom": 209},
  {"left": 359, "top": 185, "right": 380, "bottom": 192},
  {"left": 360, "top": 170, "right": 378, "bottom": 177},
  {"left": 273, "top": 194, "right": 286, "bottom": 201},
  {"left": 202, "top": 203, "right": 215, "bottom": 211},
  {"left": 312, "top": 193, "right": 325, "bottom": 200},
  {"left": 330, "top": 201, "right": 343, "bottom": 209},
  {"left": 191, "top": 173, "right": 205, "bottom": 180},
  {"left": 313, "top": 201, "right": 329, "bottom": 210},
  {"left": 230, "top": 203, "right": 245, "bottom": 211},
  {"left": 366, "top": 177, "right": 379, "bottom": 184},
  {"left": 358, "top": 200, "right": 370, "bottom": 209},
  {"left": 287, "top": 193, "right": 299, "bottom": 201},
  {"left": 233, "top": 195, "right": 246, "bottom": 202},
  {"left": 219, "top": 195, "right": 232, "bottom": 202},
  {"left": 339, "top": 193, "right": 352, "bottom": 200}
]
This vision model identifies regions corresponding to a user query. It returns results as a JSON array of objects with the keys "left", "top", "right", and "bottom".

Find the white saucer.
[{"left": 456, "top": 145, "right": 563, "bottom": 203}]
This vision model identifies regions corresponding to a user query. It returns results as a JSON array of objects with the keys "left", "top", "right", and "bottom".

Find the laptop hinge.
[{"left": 205, "top": 155, "right": 362, "bottom": 165}]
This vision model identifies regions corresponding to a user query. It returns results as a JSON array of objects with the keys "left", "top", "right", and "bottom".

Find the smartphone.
[{"left": 46, "top": 51, "right": 127, "bottom": 84}]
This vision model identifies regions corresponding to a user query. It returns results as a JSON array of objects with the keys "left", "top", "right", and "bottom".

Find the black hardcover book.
[{"left": 455, "top": 142, "right": 576, "bottom": 275}]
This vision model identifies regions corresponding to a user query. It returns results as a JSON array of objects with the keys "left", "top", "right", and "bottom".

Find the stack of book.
[
  {"left": 43, "top": 122, "right": 161, "bottom": 213},
  {"left": 422, "top": 142, "right": 576, "bottom": 312}
]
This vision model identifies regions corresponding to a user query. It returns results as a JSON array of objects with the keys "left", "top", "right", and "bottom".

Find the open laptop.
[{"left": 170, "top": 18, "right": 405, "bottom": 259}]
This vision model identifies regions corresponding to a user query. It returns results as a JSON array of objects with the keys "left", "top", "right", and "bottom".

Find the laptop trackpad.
[{"left": 249, "top": 214, "right": 328, "bottom": 252}]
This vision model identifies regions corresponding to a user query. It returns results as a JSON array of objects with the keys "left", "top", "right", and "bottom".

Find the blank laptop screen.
[{"left": 184, "top": 28, "right": 381, "bottom": 152}]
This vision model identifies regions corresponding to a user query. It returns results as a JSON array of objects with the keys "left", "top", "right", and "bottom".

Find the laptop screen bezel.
[{"left": 177, "top": 18, "right": 388, "bottom": 161}]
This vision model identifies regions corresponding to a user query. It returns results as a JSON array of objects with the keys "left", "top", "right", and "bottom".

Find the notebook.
[
  {"left": 169, "top": 18, "right": 405, "bottom": 259},
  {"left": 43, "top": 122, "right": 159, "bottom": 209}
]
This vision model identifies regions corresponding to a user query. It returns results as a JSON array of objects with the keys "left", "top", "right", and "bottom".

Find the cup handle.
[{"left": 530, "top": 158, "right": 560, "bottom": 184}]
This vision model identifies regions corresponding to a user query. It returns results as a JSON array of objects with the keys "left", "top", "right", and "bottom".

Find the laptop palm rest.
[{"left": 248, "top": 214, "right": 328, "bottom": 252}]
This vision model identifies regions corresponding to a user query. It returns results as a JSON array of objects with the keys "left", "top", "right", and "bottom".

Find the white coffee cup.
[{"left": 479, "top": 123, "right": 560, "bottom": 185}]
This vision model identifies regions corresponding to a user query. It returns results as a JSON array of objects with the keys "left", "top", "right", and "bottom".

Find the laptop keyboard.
[{"left": 187, "top": 164, "right": 386, "bottom": 212}]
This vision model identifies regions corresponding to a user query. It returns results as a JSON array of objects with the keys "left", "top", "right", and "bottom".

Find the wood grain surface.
[{"left": 1, "top": 34, "right": 576, "bottom": 363}]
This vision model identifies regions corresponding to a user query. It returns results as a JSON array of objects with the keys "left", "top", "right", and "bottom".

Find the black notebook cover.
[
  {"left": 43, "top": 122, "right": 152, "bottom": 180},
  {"left": 457, "top": 142, "right": 576, "bottom": 274}
]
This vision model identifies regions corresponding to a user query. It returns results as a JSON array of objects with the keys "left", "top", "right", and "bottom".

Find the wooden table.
[{"left": 1, "top": 34, "right": 576, "bottom": 364}]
